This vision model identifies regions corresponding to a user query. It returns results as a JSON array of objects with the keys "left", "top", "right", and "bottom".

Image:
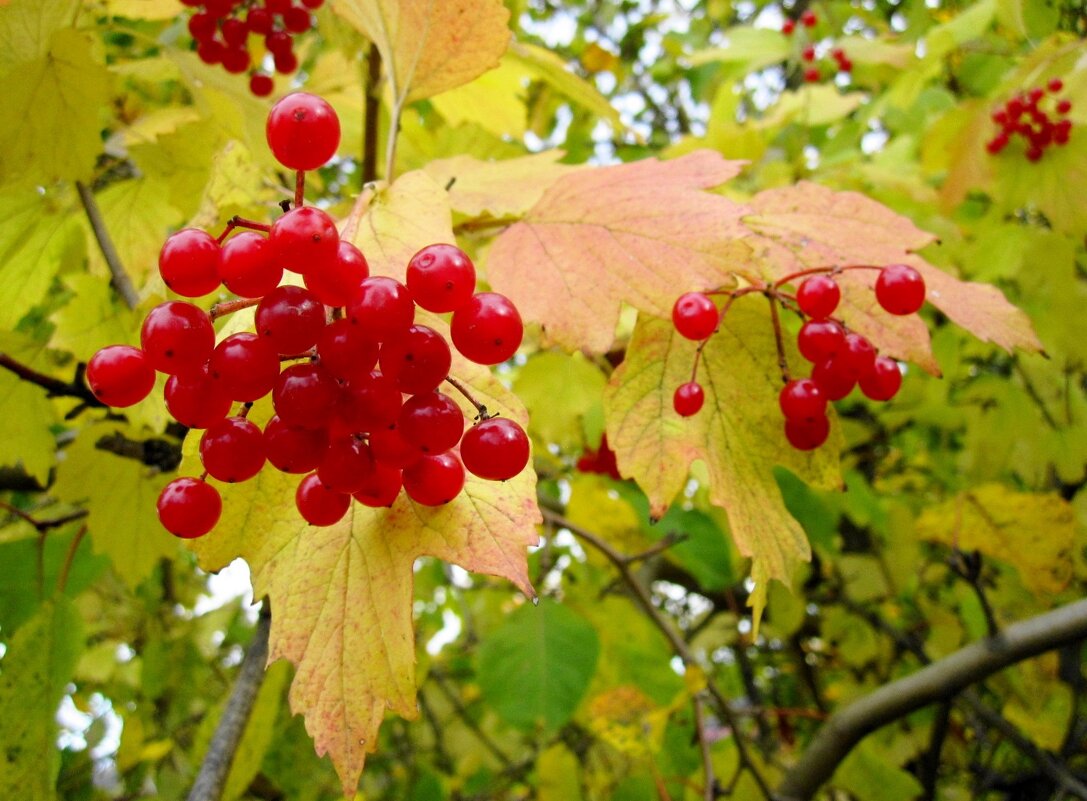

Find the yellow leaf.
[
  {"left": 347, "top": 170, "right": 455, "bottom": 282},
  {"left": 538, "top": 744, "right": 585, "bottom": 801},
  {"left": 603, "top": 307, "right": 841, "bottom": 628},
  {"left": 104, "top": 0, "right": 182, "bottom": 20},
  {"left": 581, "top": 42, "right": 619, "bottom": 74},
  {"left": 88, "top": 178, "right": 181, "bottom": 286},
  {"left": 50, "top": 274, "right": 138, "bottom": 360},
  {"left": 686, "top": 26, "right": 791, "bottom": 72},
  {"left": 587, "top": 686, "right": 661, "bottom": 758},
  {"left": 333, "top": 0, "right": 511, "bottom": 105},
  {"left": 423, "top": 152, "right": 577, "bottom": 220},
  {"left": 184, "top": 333, "right": 540, "bottom": 796},
  {"left": 507, "top": 41, "right": 624, "bottom": 130},
  {"left": 0, "top": 0, "right": 80, "bottom": 73},
  {"left": 487, "top": 151, "right": 749, "bottom": 352},
  {"left": 916, "top": 484, "right": 1077, "bottom": 596},
  {"left": 0, "top": 332, "right": 57, "bottom": 484},
  {"left": 430, "top": 58, "right": 528, "bottom": 138}
]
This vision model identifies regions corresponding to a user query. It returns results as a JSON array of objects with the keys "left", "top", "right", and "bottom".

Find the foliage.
[{"left": 0, "top": 1, "right": 1085, "bottom": 800}]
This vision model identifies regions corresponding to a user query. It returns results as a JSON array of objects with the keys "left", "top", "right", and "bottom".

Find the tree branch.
[
  {"left": 75, "top": 180, "right": 140, "bottom": 310},
  {"left": 186, "top": 603, "right": 272, "bottom": 801},
  {"left": 777, "top": 598, "right": 1087, "bottom": 801},
  {"left": 362, "top": 45, "right": 381, "bottom": 185},
  {"left": 0, "top": 353, "right": 105, "bottom": 410}
]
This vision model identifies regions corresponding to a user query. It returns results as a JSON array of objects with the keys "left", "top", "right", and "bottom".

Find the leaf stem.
[
  {"left": 444, "top": 375, "right": 490, "bottom": 420},
  {"left": 56, "top": 525, "right": 88, "bottom": 594},
  {"left": 216, "top": 216, "right": 272, "bottom": 244},
  {"left": 76, "top": 181, "right": 140, "bottom": 309},
  {"left": 209, "top": 297, "right": 260, "bottom": 321},
  {"left": 767, "top": 293, "right": 791, "bottom": 384}
]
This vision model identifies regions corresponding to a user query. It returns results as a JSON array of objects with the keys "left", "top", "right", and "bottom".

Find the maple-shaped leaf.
[
  {"left": 184, "top": 332, "right": 539, "bottom": 796},
  {"left": 741, "top": 182, "right": 1042, "bottom": 370},
  {"left": 423, "top": 152, "right": 579, "bottom": 219},
  {"left": 602, "top": 302, "right": 841, "bottom": 625},
  {"left": 487, "top": 151, "right": 750, "bottom": 352},
  {"left": 332, "top": 0, "right": 510, "bottom": 105}
]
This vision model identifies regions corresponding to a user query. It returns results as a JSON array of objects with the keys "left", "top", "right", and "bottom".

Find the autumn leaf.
[
  {"left": 423, "top": 152, "right": 579, "bottom": 219},
  {"left": 332, "top": 0, "right": 510, "bottom": 105},
  {"left": 184, "top": 325, "right": 540, "bottom": 795},
  {"left": 602, "top": 303, "right": 842, "bottom": 625},
  {"left": 487, "top": 151, "right": 750, "bottom": 352}
]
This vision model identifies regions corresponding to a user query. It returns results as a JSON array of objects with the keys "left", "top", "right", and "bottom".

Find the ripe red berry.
[
  {"left": 335, "top": 371, "right": 402, "bottom": 434},
  {"left": 796, "top": 274, "right": 840, "bottom": 319},
  {"left": 249, "top": 73, "right": 274, "bottom": 97},
  {"left": 784, "top": 415, "right": 829, "bottom": 451},
  {"left": 265, "top": 31, "right": 292, "bottom": 54},
  {"left": 450, "top": 292, "right": 524, "bottom": 365},
  {"left": 272, "top": 362, "right": 339, "bottom": 427},
  {"left": 398, "top": 392, "right": 465, "bottom": 454},
  {"left": 839, "top": 332, "right": 877, "bottom": 377},
  {"left": 296, "top": 473, "right": 350, "bottom": 526},
  {"left": 246, "top": 7, "right": 273, "bottom": 34},
  {"left": 165, "top": 367, "right": 233, "bottom": 428},
  {"left": 273, "top": 49, "right": 299, "bottom": 75},
  {"left": 673, "top": 382, "right": 704, "bottom": 417},
  {"left": 403, "top": 452, "right": 465, "bottom": 506},
  {"left": 266, "top": 92, "right": 341, "bottom": 171},
  {"left": 353, "top": 464, "right": 402, "bottom": 508},
  {"left": 1056, "top": 99, "right": 1072, "bottom": 115},
  {"left": 875, "top": 264, "right": 925, "bottom": 315},
  {"left": 811, "top": 357, "right": 855, "bottom": 401},
  {"left": 782, "top": 18, "right": 796, "bottom": 35},
  {"left": 779, "top": 378, "right": 827, "bottom": 421},
  {"left": 283, "top": 6, "right": 311, "bottom": 33},
  {"left": 406, "top": 243, "right": 477, "bottom": 313},
  {"left": 460, "top": 418, "right": 530, "bottom": 481},
  {"left": 220, "top": 231, "right": 282, "bottom": 297},
  {"left": 369, "top": 425, "right": 424, "bottom": 469},
  {"left": 800, "top": 9, "right": 817, "bottom": 27},
  {"left": 86, "top": 345, "right": 156, "bottom": 408},
  {"left": 1048, "top": 78, "right": 1064, "bottom": 93},
  {"left": 803, "top": 67, "right": 821, "bottom": 83},
  {"left": 797, "top": 319, "right": 845, "bottom": 363},
  {"left": 801, "top": 45, "right": 816, "bottom": 62},
  {"left": 316, "top": 318, "right": 379, "bottom": 382},
  {"left": 159, "top": 228, "right": 221, "bottom": 297},
  {"left": 264, "top": 415, "right": 329, "bottom": 473},
  {"left": 858, "top": 355, "right": 902, "bottom": 401},
  {"left": 200, "top": 416, "right": 266, "bottom": 482},
  {"left": 140, "top": 301, "right": 215, "bottom": 376},
  {"left": 317, "top": 435, "right": 376, "bottom": 494},
  {"left": 672, "top": 292, "right": 718, "bottom": 340},
  {"left": 379, "top": 324, "right": 452, "bottom": 394},
  {"left": 157, "top": 478, "right": 221, "bottom": 538},
  {"left": 255, "top": 285, "right": 326, "bottom": 355},
  {"left": 209, "top": 332, "right": 281, "bottom": 401},
  {"left": 188, "top": 12, "right": 216, "bottom": 39},
  {"left": 269, "top": 206, "right": 339, "bottom": 274},
  {"left": 347, "top": 276, "right": 415, "bottom": 343},
  {"left": 222, "top": 47, "right": 250, "bottom": 74},
  {"left": 304, "top": 240, "right": 369, "bottom": 306}
]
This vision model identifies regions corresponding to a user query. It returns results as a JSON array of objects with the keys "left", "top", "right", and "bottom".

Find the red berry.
[
  {"left": 347, "top": 276, "right": 415, "bottom": 343},
  {"left": 839, "top": 332, "right": 877, "bottom": 378},
  {"left": 140, "top": 301, "right": 215, "bottom": 376},
  {"left": 157, "top": 478, "right": 221, "bottom": 538},
  {"left": 301, "top": 0, "right": 325, "bottom": 7},
  {"left": 782, "top": 18, "right": 796, "bottom": 34},
  {"left": 316, "top": 318, "right": 379, "bottom": 382},
  {"left": 450, "top": 292, "right": 524, "bottom": 365},
  {"left": 222, "top": 47, "right": 250, "bottom": 74},
  {"left": 269, "top": 206, "right": 339, "bottom": 275},
  {"left": 369, "top": 425, "right": 423, "bottom": 469},
  {"left": 797, "top": 319, "right": 845, "bottom": 363},
  {"left": 273, "top": 49, "right": 299, "bottom": 75},
  {"left": 812, "top": 357, "right": 855, "bottom": 401},
  {"left": 255, "top": 285, "right": 326, "bottom": 355},
  {"left": 165, "top": 367, "right": 233, "bottom": 428},
  {"left": 264, "top": 415, "right": 328, "bottom": 473},
  {"left": 283, "top": 6, "right": 311, "bottom": 32},
  {"left": 803, "top": 67, "right": 820, "bottom": 83},
  {"left": 398, "top": 392, "right": 465, "bottom": 454},
  {"left": 249, "top": 73, "right": 274, "bottom": 97},
  {"left": 801, "top": 45, "right": 816, "bottom": 62},
  {"left": 779, "top": 378, "right": 827, "bottom": 421},
  {"left": 673, "top": 382, "right": 704, "bottom": 417},
  {"left": 272, "top": 362, "right": 338, "bottom": 428},
  {"left": 796, "top": 274, "right": 840, "bottom": 319},
  {"left": 264, "top": 0, "right": 291, "bottom": 13},
  {"left": 784, "top": 415, "right": 829, "bottom": 451},
  {"left": 352, "top": 464, "right": 402, "bottom": 508},
  {"left": 335, "top": 371, "right": 401, "bottom": 434},
  {"left": 86, "top": 345, "right": 156, "bottom": 408},
  {"left": 246, "top": 7, "right": 274, "bottom": 34},
  {"left": 406, "top": 243, "right": 477, "bottom": 313},
  {"left": 159, "top": 229, "right": 221, "bottom": 297},
  {"left": 403, "top": 452, "right": 465, "bottom": 506},
  {"left": 858, "top": 355, "right": 902, "bottom": 401},
  {"left": 209, "top": 332, "right": 281, "bottom": 402},
  {"left": 800, "top": 9, "right": 817, "bottom": 27},
  {"left": 265, "top": 30, "right": 292, "bottom": 54},
  {"left": 266, "top": 92, "right": 341, "bottom": 171},
  {"left": 379, "top": 324, "right": 452, "bottom": 395},
  {"left": 875, "top": 264, "right": 925, "bottom": 315},
  {"left": 188, "top": 12, "right": 216, "bottom": 39},
  {"left": 986, "top": 133, "right": 1009, "bottom": 154},
  {"left": 1048, "top": 78, "right": 1064, "bottom": 93},
  {"left": 220, "top": 232, "right": 282, "bottom": 298},
  {"left": 317, "top": 435, "right": 376, "bottom": 494},
  {"left": 671, "top": 292, "right": 718, "bottom": 340},
  {"left": 460, "top": 418, "right": 530, "bottom": 481},
  {"left": 296, "top": 473, "right": 350, "bottom": 526},
  {"left": 197, "top": 39, "right": 225, "bottom": 65},
  {"left": 1057, "top": 99, "right": 1072, "bottom": 115},
  {"left": 200, "top": 416, "right": 266, "bottom": 483},
  {"left": 837, "top": 58, "right": 853, "bottom": 73},
  {"left": 304, "top": 240, "right": 368, "bottom": 306}
]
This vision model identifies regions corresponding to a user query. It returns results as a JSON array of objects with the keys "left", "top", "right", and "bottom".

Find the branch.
[
  {"left": 186, "top": 603, "right": 272, "bottom": 801},
  {"left": 362, "top": 44, "right": 381, "bottom": 185},
  {"left": 0, "top": 353, "right": 105, "bottom": 409},
  {"left": 75, "top": 181, "right": 140, "bottom": 309},
  {"left": 777, "top": 598, "right": 1087, "bottom": 801}
]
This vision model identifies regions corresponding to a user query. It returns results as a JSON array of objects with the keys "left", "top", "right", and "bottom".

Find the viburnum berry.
[
  {"left": 803, "top": 66, "right": 821, "bottom": 83},
  {"left": 353, "top": 463, "right": 402, "bottom": 508},
  {"left": 347, "top": 276, "right": 415, "bottom": 342},
  {"left": 403, "top": 452, "right": 466, "bottom": 506},
  {"left": 272, "top": 362, "right": 339, "bottom": 428},
  {"left": 858, "top": 355, "right": 903, "bottom": 401},
  {"left": 317, "top": 435, "right": 376, "bottom": 494},
  {"left": 379, "top": 325, "right": 452, "bottom": 395},
  {"left": 779, "top": 378, "right": 827, "bottom": 422},
  {"left": 269, "top": 206, "right": 339, "bottom": 274},
  {"left": 200, "top": 416, "right": 267, "bottom": 483},
  {"left": 370, "top": 425, "right": 425, "bottom": 469},
  {"left": 266, "top": 92, "right": 341, "bottom": 171},
  {"left": 86, "top": 345, "right": 156, "bottom": 408},
  {"left": 296, "top": 473, "right": 350, "bottom": 526},
  {"left": 460, "top": 418, "right": 530, "bottom": 481},
  {"left": 673, "top": 382, "right": 704, "bottom": 417},
  {"left": 398, "top": 392, "right": 465, "bottom": 454},
  {"left": 797, "top": 319, "right": 845, "bottom": 363},
  {"left": 164, "top": 367, "right": 233, "bottom": 429},
  {"left": 796, "top": 275, "right": 840, "bottom": 319},
  {"left": 209, "top": 332, "right": 281, "bottom": 402},
  {"left": 335, "top": 371, "right": 402, "bottom": 434},
  {"left": 159, "top": 228, "right": 221, "bottom": 297},
  {"left": 782, "top": 18, "right": 795, "bottom": 35},
  {"left": 316, "top": 318, "right": 380, "bottom": 382},
  {"left": 220, "top": 231, "right": 282, "bottom": 297},
  {"left": 672, "top": 292, "right": 718, "bottom": 340},
  {"left": 157, "top": 478, "right": 222, "bottom": 539},
  {"left": 140, "top": 301, "right": 215, "bottom": 376},
  {"left": 800, "top": 9, "right": 817, "bottom": 27},
  {"left": 838, "top": 332, "right": 877, "bottom": 378},
  {"left": 406, "top": 243, "right": 477, "bottom": 313},
  {"left": 450, "top": 292, "right": 524, "bottom": 365},
  {"left": 812, "top": 357, "right": 855, "bottom": 401},
  {"left": 264, "top": 415, "right": 329, "bottom": 474},
  {"left": 785, "top": 415, "right": 829, "bottom": 451},
  {"left": 249, "top": 75, "right": 274, "bottom": 100},
  {"left": 875, "top": 264, "right": 925, "bottom": 315},
  {"left": 304, "top": 240, "right": 369, "bottom": 306},
  {"left": 255, "top": 285, "right": 326, "bottom": 355}
]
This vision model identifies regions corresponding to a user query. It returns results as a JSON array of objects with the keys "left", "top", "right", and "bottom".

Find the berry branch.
[
  {"left": 362, "top": 45, "right": 382, "bottom": 185},
  {"left": 75, "top": 180, "right": 140, "bottom": 310},
  {"left": 0, "top": 352, "right": 106, "bottom": 410},
  {"left": 443, "top": 374, "right": 490, "bottom": 420}
]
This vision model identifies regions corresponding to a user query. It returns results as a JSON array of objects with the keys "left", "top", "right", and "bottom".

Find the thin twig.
[
  {"left": 76, "top": 181, "right": 140, "bottom": 309},
  {"left": 362, "top": 45, "right": 381, "bottom": 185},
  {"left": 56, "top": 525, "right": 88, "bottom": 594},
  {"left": 429, "top": 670, "right": 513, "bottom": 769},
  {"left": 767, "top": 293, "right": 790, "bottom": 384},
  {"left": 209, "top": 297, "right": 260, "bottom": 321},
  {"left": 693, "top": 694, "right": 718, "bottom": 801},
  {"left": 444, "top": 375, "right": 489, "bottom": 419},
  {"left": 0, "top": 353, "right": 105, "bottom": 409},
  {"left": 186, "top": 603, "right": 272, "bottom": 801},
  {"left": 919, "top": 701, "right": 952, "bottom": 801}
]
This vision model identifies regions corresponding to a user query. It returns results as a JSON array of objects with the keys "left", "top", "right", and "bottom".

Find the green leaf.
[
  {"left": 832, "top": 740, "right": 924, "bottom": 801},
  {"left": 476, "top": 599, "right": 599, "bottom": 732},
  {"left": 514, "top": 351, "right": 607, "bottom": 450},
  {"left": 0, "top": 332, "right": 58, "bottom": 483},
  {"left": 686, "top": 27, "right": 791, "bottom": 72},
  {"left": 0, "top": 0, "right": 80, "bottom": 73},
  {"left": 0, "top": 598, "right": 84, "bottom": 801},
  {"left": 507, "top": 41, "right": 624, "bottom": 130},
  {"left": 50, "top": 274, "right": 138, "bottom": 359}
]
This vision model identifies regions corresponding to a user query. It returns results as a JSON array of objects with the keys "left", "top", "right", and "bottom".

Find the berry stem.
[
  {"left": 444, "top": 375, "right": 490, "bottom": 420},
  {"left": 767, "top": 293, "right": 791, "bottom": 384},
  {"left": 55, "top": 524, "right": 87, "bottom": 594},
  {"left": 279, "top": 348, "right": 317, "bottom": 362},
  {"left": 0, "top": 352, "right": 105, "bottom": 409},
  {"left": 76, "top": 181, "right": 139, "bottom": 310},
  {"left": 294, "top": 170, "right": 305, "bottom": 208},
  {"left": 772, "top": 263, "right": 882, "bottom": 289},
  {"left": 688, "top": 287, "right": 757, "bottom": 383},
  {"left": 209, "top": 297, "right": 260, "bottom": 321},
  {"left": 216, "top": 216, "right": 272, "bottom": 244}
]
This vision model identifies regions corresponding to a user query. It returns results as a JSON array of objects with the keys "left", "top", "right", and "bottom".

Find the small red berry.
[
  {"left": 672, "top": 292, "right": 718, "bottom": 340},
  {"left": 858, "top": 356, "right": 903, "bottom": 401},
  {"left": 875, "top": 264, "right": 925, "bottom": 316},
  {"left": 157, "top": 478, "right": 221, "bottom": 538},
  {"left": 803, "top": 67, "right": 821, "bottom": 83},
  {"left": 1048, "top": 78, "right": 1064, "bottom": 93},
  {"left": 800, "top": 9, "right": 817, "bottom": 27},
  {"left": 785, "top": 415, "right": 829, "bottom": 450},
  {"left": 266, "top": 92, "right": 341, "bottom": 171},
  {"left": 673, "top": 382, "right": 705, "bottom": 417},
  {"left": 779, "top": 378, "right": 827, "bottom": 422},
  {"left": 782, "top": 19, "right": 796, "bottom": 35},
  {"left": 796, "top": 274, "right": 840, "bottom": 319}
]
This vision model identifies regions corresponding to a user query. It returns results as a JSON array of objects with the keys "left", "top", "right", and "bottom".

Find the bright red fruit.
[
  {"left": 255, "top": 285, "right": 326, "bottom": 355},
  {"left": 336, "top": 371, "right": 402, "bottom": 434},
  {"left": 159, "top": 229, "right": 221, "bottom": 297},
  {"left": 379, "top": 325, "right": 452, "bottom": 394},
  {"left": 295, "top": 473, "right": 350, "bottom": 526},
  {"left": 859, "top": 356, "right": 903, "bottom": 401},
  {"left": 249, "top": 73, "right": 274, "bottom": 97},
  {"left": 269, "top": 206, "right": 339, "bottom": 274},
  {"left": 672, "top": 292, "right": 718, "bottom": 340},
  {"left": 86, "top": 345, "right": 156, "bottom": 408},
  {"left": 800, "top": 9, "right": 817, "bottom": 26},
  {"left": 199, "top": 416, "right": 266, "bottom": 482},
  {"left": 796, "top": 275, "right": 840, "bottom": 319},
  {"left": 266, "top": 92, "right": 341, "bottom": 171},
  {"left": 803, "top": 67, "right": 821, "bottom": 83},
  {"left": 353, "top": 464, "right": 402, "bottom": 508},
  {"left": 785, "top": 415, "right": 829, "bottom": 450},
  {"left": 304, "top": 240, "right": 369, "bottom": 306},
  {"left": 779, "top": 378, "right": 827, "bottom": 421},
  {"left": 406, "top": 243, "right": 477, "bottom": 313},
  {"left": 164, "top": 367, "right": 233, "bottom": 428},
  {"left": 673, "top": 382, "right": 704, "bottom": 417},
  {"left": 450, "top": 292, "right": 524, "bottom": 365},
  {"left": 839, "top": 332, "right": 877, "bottom": 377},
  {"left": 316, "top": 318, "right": 379, "bottom": 382},
  {"left": 347, "top": 276, "right": 415, "bottom": 342},
  {"left": 317, "top": 436, "right": 376, "bottom": 494},
  {"left": 399, "top": 392, "right": 465, "bottom": 454},
  {"left": 797, "top": 319, "right": 845, "bottom": 363},
  {"left": 140, "top": 301, "right": 215, "bottom": 376},
  {"left": 157, "top": 478, "right": 221, "bottom": 538},
  {"left": 369, "top": 425, "right": 424, "bottom": 469},
  {"left": 782, "top": 19, "right": 795, "bottom": 35},
  {"left": 875, "top": 264, "right": 926, "bottom": 315},
  {"left": 403, "top": 453, "right": 466, "bottom": 506},
  {"left": 812, "top": 358, "right": 855, "bottom": 401},
  {"left": 264, "top": 415, "right": 329, "bottom": 473},
  {"left": 272, "top": 362, "right": 338, "bottom": 427},
  {"left": 209, "top": 332, "right": 281, "bottom": 401},
  {"left": 460, "top": 418, "right": 530, "bottom": 481},
  {"left": 220, "top": 232, "right": 282, "bottom": 297}
]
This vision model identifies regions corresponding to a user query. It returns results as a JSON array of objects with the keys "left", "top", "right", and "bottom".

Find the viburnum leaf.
[
  {"left": 602, "top": 303, "right": 842, "bottom": 625},
  {"left": 0, "top": 332, "right": 58, "bottom": 484},
  {"left": 184, "top": 327, "right": 539, "bottom": 795},
  {"left": 741, "top": 182, "right": 1042, "bottom": 370},
  {"left": 345, "top": 171, "right": 455, "bottom": 283},
  {"left": 423, "top": 152, "right": 578, "bottom": 218},
  {"left": 487, "top": 151, "right": 749, "bottom": 352},
  {"left": 332, "top": 0, "right": 510, "bottom": 105}
]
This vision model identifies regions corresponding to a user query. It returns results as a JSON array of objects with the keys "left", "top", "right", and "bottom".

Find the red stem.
[
  {"left": 772, "top": 263, "right": 882, "bottom": 289},
  {"left": 294, "top": 171, "right": 305, "bottom": 208}
]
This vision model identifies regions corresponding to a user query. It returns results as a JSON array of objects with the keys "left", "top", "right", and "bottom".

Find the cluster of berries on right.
[{"left": 987, "top": 79, "right": 1074, "bottom": 162}]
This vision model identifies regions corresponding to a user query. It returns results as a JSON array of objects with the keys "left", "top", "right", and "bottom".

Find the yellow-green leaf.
[
  {"left": 513, "top": 351, "right": 606, "bottom": 450},
  {"left": 0, "top": 332, "right": 58, "bottom": 484},
  {"left": 507, "top": 41, "right": 624, "bottom": 130},
  {"left": 0, "top": 0, "right": 80, "bottom": 73},
  {"left": 916, "top": 484, "right": 1077, "bottom": 596},
  {"left": 686, "top": 26, "right": 791, "bottom": 72},
  {"left": 430, "top": 58, "right": 529, "bottom": 138},
  {"left": 87, "top": 178, "right": 181, "bottom": 287},
  {"left": 423, "top": 152, "right": 578, "bottom": 219},
  {"left": 50, "top": 274, "right": 139, "bottom": 359}
]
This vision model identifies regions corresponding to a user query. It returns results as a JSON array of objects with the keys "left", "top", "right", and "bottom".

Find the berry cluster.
[
  {"left": 781, "top": 9, "right": 817, "bottom": 35},
  {"left": 670, "top": 264, "right": 927, "bottom": 451},
  {"left": 86, "top": 94, "right": 530, "bottom": 539},
  {"left": 986, "top": 79, "right": 1074, "bottom": 161},
  {"left": 783, "top": 11, "right": 852, "bottom": 83},
  {"left": 182, "top": 0, "right": 324, "bottom": 97}
]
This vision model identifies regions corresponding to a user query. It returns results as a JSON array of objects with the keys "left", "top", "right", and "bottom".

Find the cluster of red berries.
[
  {"left": 986, "top": 80, "right": 1073, "bottom": 162},
  {"left": 670, "top": 264, "right": 927, "bottom": 451},
  {"left": 781, "top": 9, "right": 817, "bottom": 35},
  {"left": 784, "top": 11, "right": 853, "bottom": 82},
  {"left": 182, "top": 0, "right": 323, "bottom": 97},
  {"left": 85, "top": 94, "right": 530, "bottom": 539}
]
